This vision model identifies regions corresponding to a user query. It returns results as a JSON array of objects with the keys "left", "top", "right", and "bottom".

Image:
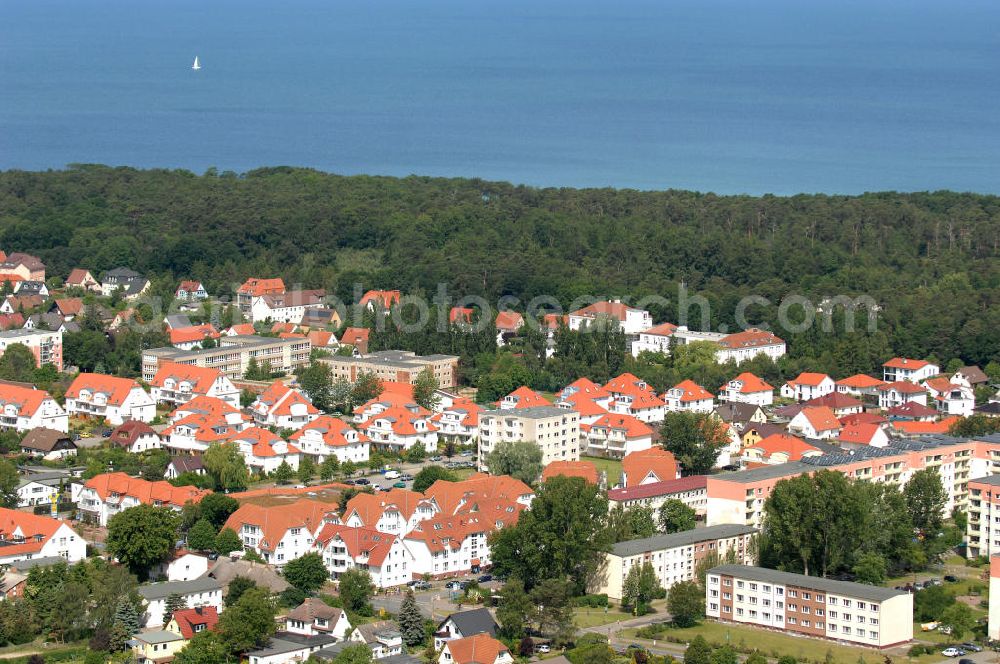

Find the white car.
[
  {"left": 384, "top": 470, "right": 401, "bottom": 479},
  {"left": 941, "top": 648, "right": 962, "bottom": 657},
  {"left": 535, "top": 644, "right": 551, "bottom": 654}
]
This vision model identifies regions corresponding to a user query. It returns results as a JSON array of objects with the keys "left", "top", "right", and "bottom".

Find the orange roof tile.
[
  {"left": 443, "top": 634, "right": 510, "bottom": 664},
  {"left": 0, "top": 383, "right": 53, "bottom": 418},
  {"left": 66, "top": 373, "right": 143, "bottom": 407},
  {"left": 498, "top": 386, "right": 551, "bottom": 409},
  {"left": 622, "top": 448, "right": 677, "bottom": 487},
  {"left": 84, "top": 472, "right": 209, "bottom": 508},
  {"left": 891, "top": 417, "right": 959, "bottom": 435},
  {"left": 359, "top": 289, "right": 401, "bottom": 309},
  {"left": 880, "top": 381, "right": 927, "bottom": 394},
  {"left": 717, "top": 328, "right": 783, "bottom": 349},
  {"left": 669, "top": 379, "right": 714, "bottom": 403},
  {"left": 150, "top": 361, "right": 225, "bottom": 394},
  {"left": 836, "top": 374, "right": 886, "bottom": 389},
  {"left": 541, "top": 461, "right": 598, "bottom": 484},
  {"left": 641, "top": 322, "right": 679, "bottom": 337},
  {"left": 0, "top": 507, "right": 68, "bottom": 557},
  {"left": 290, "top": 415, "right": 368, "bottom": 448},
  {"left": 223, "top": 498, "right": 337, "bottom": 552},
  {"left": 750, "top": 433, "right": 819, "bottom": 461},
  {"left": 838, "top": 422, "right": 883, "bottom": 445},
  {"left": 494, "top": 310, "right": 524, "bottom": 331},
  {"left": 724, "top": 372, "right": 774, "bottom": 393},
  {"left": 237, "top": 278, "right": 285, "bottom": 296},
  {"left": 883, "top": 357, "right": 930, "bottom": 370},
  {"left": 169, "top": 324, "right": 220, "bottom": 345},
  {"left": 798, "top": 406, "right": 841, "bottom": 432},
  {"left": 786, "top": 372, "right": 831, "bottom": 387},
  {"left": 170, "top": 606, "right": 219, "bottom": 638},
  {"left": 315, "top": 524, "right": 398, "bottom": 566}
]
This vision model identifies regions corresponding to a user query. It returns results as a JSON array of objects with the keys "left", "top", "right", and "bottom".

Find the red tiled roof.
[
  {"left": 66, "top": 269, "right": 92, "bottom": 285},
  {"left": 883, "top": 357, "right": 930, "bottom": 370},
  {"left": 805, "top": 393, "right": 863, "bottom": 409},
  {"left": 66, "top": 373, "right": 143, "bottom": 407},
  {"left": 169, "top": 324, "right": 220, "bottom": 345},
  {"left": 723, "top": 372, "right": 774, "bottom": 393},
  {"left": 892, "top": 417, "right": 959, "bottom": 435},
  {"left": 622, "top": 448, "right": 677, "bottom": 487},
  {"left": 498, "top": 386, "right": 551, "bottom": 409},
  {"left": 750, "top": 433, "right": 819, "bottom": 461},
  {"left": 0, "top": 507, "right": 67, "bottom": 557},
  {"left": 886, "top": 401, "right": 938, "bottom": 418},
  {"left": 223, "top": 498, "right": 337, "bottom": 552},
  {"left": 175, "top": 280, "right": 203, "bottom": 295},
  {"left": 640, "top": 322, "right": 678, "bottom": 337},
  {"left": 340, "top": 327, "right": 369, "bottom": 346},
  {"left": 608, "top": 475, "right": 708, "bottom": 502},
  {"left": 0, "top": 384, "right": 52, "bottom": 418},
  {"left": 290, "top": 415, "right": 367, "bottom": 448},
  {"left": 237, "top": 278, "right": 285, "bottom": 296},
  {"left": 798, "top": 406, "right": 841, "bottom": 432},
  {"left": 315, "top": 524, "right": 398, "bottom": 566},
  {"left": 495, "top": 311, "right": 524, "bottom": 331},
  {"left": 225, "top": 323, "right": 256, "bottom": 336},
  {"left": 591, "top": 413, "right": 654, "bottom": 439},
  {"left": 880, "top": 381, "right": 927, "bottom": 395},
  {"left": 450, "top": 307, "right": 474, "bottom": 324},
  {"left": 786, "top": 372, "right": 831, "bottom": 387},
  {"left": 839, "top": 412, "right": 887, "bottom": 427},
  {"left": 54, "top": 298, "right": 83, "bottom": 316},
  {"left": 359, "top": 289, "right": 401, "bottom": 309},
  {"left": 836, "top": 374, "right": 886, "bottom": 389},
  {"left": 570, "top": 301, "right": 639, "bottom": 320},
  {"left": 717, "top": 328, "right": 783, "bottom": 349},
  {"left": 540, "top": 461, "right": 598, "bottom": 484},
  {"left": 84, "top": 472, "right": 208, "bottom": 508},
  {"left": 443, "top": 634, "right": 510, "bottom": 664},
  {"left": 669, "top": 379, "right": 713, "bottom": 403},
  {"left": 170, "top": 606, "right": 219, "bottom": 639},
  {"left": 151, "top": 362, "right": 225, "bottom": 393},
  {"left": 109, "top": 420, "right": 158, "bottom": 448},
  {"left": 838, "top": 422, "right": 882, "bottom": 445}
]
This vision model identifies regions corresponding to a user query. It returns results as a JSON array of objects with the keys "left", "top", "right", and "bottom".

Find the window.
[
  {"left": 817, "top": 622, "right": 824, "bottom": 629},
  {"left": 736, "top": 594, "right": 744, "bottom": 602},
  {"left": 788, "top": 604, "right": 797, "bottom": 612},
  {"left": 870, "top": 631, "right": 878, "bottom": 640},
  {"left": 710, "top": 590, "right": 719, "bottom": 598},
  {"left": 737, "top": 581, "right": 744, "bottom": 589},
  {"left": 776, "top": 587, "right": 784, "bottom": 596},
  {"left": 750, "top": 583, "right": 758, "bottom": 590},
  {"left": 723, "top": 606, "right": 731, "bottom": 613},
  {"left": 710, "top": 603, "right": 718, "bottom": 611},
  {"left": 803, "top": 592, "right": 811, "bottom": 600},
  {"left": 816, "top": 595, "right": 824, "bottom": 602},
  {"left": 723, "top": 592, "right": 731, "bottom": 600},
  {"left": 736, "top": 608, "right": 744, "bottom": 617},
  {"left": 749, "top": 610, "right": 758, "bottom": 618},
  {"left": 802, "top": 620, "right": 811, "bottom": 627},
  {"left": 857, "top": 601, "right": 865, "bottom": 610},
  {"left": 788, "top": 617, "right": 797, "bottom": 625},
  {"left": 843, "top": 613, "right": 852, "bottom": 622},
  {"left": 749, "top": 597, "right": 757, "bottom": 605},
  {"left": 870, "top": 618, "right": 879, "bottom": 625},
  {"left": 843, "top": 599, "right": 852, "bottom": 607},
  {"left": 802, "top": 606, "right": 810, "bottom": 614},
  {"left": 816, "top": 609, "right": 824, "bottom": 616},
  {"left": 762, "top": 585, "right": 771, "bottom": 592},
  {"left": 828, "top": 597, "right": 837, "bottom": 605},
  {"left": 724, "top": 578, "right": 732, "bottom": 586},
  {"left": 788, "top": 590, "right": 797, "bottom": 598}
]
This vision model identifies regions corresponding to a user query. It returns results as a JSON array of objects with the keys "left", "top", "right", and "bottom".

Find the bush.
[{"left": 573, "top": 593, "right": 609, "bottom": 608}]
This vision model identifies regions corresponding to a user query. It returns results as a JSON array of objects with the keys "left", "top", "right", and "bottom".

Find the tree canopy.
[{"left": 105, "top": 504, "right": 179, "bottom": 578}]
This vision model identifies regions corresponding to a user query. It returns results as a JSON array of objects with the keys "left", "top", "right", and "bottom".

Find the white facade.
[
  {"left": 0, "top": 519, "right": 86, "bottom": 566},
  {"left": 151, "top": 552, "right": 210, "bottom": 582},
  {"left": 0, "top": 390, "right": 68, "bottom": 433},
  {"left": 139, "top": 581, "right": 223, "bottom": 628},
  {"left": 478, "top": 407, "right": 580, "bottom": 472},
  {"left": 65, "top": 381, "right": 156, "bottom": 425},
  {"left": 780, "top": 375, "right": 835, "bottom": 402},
  {"left": 151, "top": 371, "right": 240, "bottom": 408}
]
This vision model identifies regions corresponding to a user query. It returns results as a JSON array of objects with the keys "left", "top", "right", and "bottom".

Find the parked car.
[
  {"left": 446, "top": 581, "right": 464, "bottom": 591},
  {"left": 959, "top": 658, "right": 976, "bottom": 664},
  {"left": 535, "top": 644, "right": 551, "bottom": 654},
  {"left": 342, "top": 479, "right": 356, "bottom": 486},
  {"left": 429, "top": 456, "right": 442, "bottom": 462},
  {"left": 384, "top": 470, "right": 401, "bottom": 479},
  {"left": 399, "top": 473, "right": 414, "bottom": 481},
  {"left": 962, "top": 643, "right": 983, "bottom": 652},
  {"left": 945, "top": 575, "right": 959, "bottom": 583},
  {"left": 941, "top": 648, "right": 963, "bottom": 657},
  {"left": 354, "top": 478, "right": 371, "bottom": 486},
  {"left": 927, "top": 578, "right": 943, "bottom": 586},
  {"left": 393, "top": 481, "right": 406, "bottom": 488},
  {"left": 478, "top": 574, "right": 493, "bottom": 583}
]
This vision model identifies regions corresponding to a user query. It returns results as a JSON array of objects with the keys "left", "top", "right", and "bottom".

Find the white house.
[
  {"left": 584, "top": 413, "right": 654, "bottom": 459},
  {"left": 438, "top": 634, "right": 513, "bottom": 664},
  {"left": 289, "top": 416, "right": 370, "bottom": 465},
  {"left": 151, "top": 551, "right": 210, "bottom": 582},
  {"left": 631, "top": 322, "right": 678, "bottom": 357},
  {"left": 315, "top": 524, "right": 415, "bottom": 588},
  {"left": 878, "top": 381, "right": 928, "bottom": 410},
  {"left": 108, "top": 420, "right": 162, "bottom": 453},
  {"left": 64, "top": 373, "right": 156, "bottom": 425},
  {"left": 284, "top": 598, "right": 352, "bottom": 640},
  {"left": 923, "top": 377, "right": 975, "bottom": 417},
  {"left": 568, "top": 300, "right": 652, "bottom": 335},
  {"left": 714, "top": 328, "right": 786, "bottom": 364},
  {"left": 663, "top": 380, "right": 714, "bottom": 413},
  {"left": 0, "top": 383, "right": 68, "bottom": 433},
  {"left": 430, "top": 398, "right": 482, "bottom": 443},
  {"left": 138, "top": 578, "right": 223, "bottom": 628},
  {"left": 356, "top": 406, "right": 438, "bottom": 453},
  {"left": 222, "top": 499, "right": 338, "bottom": 568},
  {"left": 175, "top": 280, "right": 208, "bottom": 301},
  {"left": 0, "top": 508, "right": 87, "bottom": 565},
  {"left": 342, "top": 489, "right": 437, "bottom": 537},
  {"left": 787, "top": 406, "right": 842, "bottom": 440},
  {"left": 231, "top": 427, "right": 302, "bottom": 475},
  {"left": 249, "top": 290, "right": 325, "bottom": 324},
  {"left": 718, "top": 372, "right": 774, "bottom": 406},
  {"left": 883, "top": 357, "right": 940, "bottom": 384},
  {"left": 76, "top": 472, "right": 209, "bottom": 527},
  {"left": 779, "top": 373, "right": 835, "bottom": 402},
  {"left": 250, "top": 381, "right": 320, "bottom": 429},
  {"left": 149, "top": 362, "right": 240, "bottom": 408}
]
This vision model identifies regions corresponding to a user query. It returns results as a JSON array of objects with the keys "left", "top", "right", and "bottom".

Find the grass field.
[
  {"left": 573, "top": 606, "right": 637, "bottom": 628},
  {"left": 583, "top": 455, "right": 623, "bottom": 485},
  {"left": 621, "top": 621, "right": 939, "bottom": 664}
]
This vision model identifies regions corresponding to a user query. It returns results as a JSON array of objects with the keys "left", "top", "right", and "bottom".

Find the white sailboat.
[{"left": 192, "top": 56, "right": 201, "bottom": 71}]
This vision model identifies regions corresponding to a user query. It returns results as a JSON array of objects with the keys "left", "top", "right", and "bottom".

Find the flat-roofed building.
[
  {"left": 706, "top": 564, "right": 912, "bottom": 648},
  {"left": 320, "top": 351, "right": 459, "bottom": 389},
  {"left": 142, "top": 335, "right": 311, "bottom": 382},
  {"left": 595, "top": 524, "right": 756, "bottom": 600},
  {"left": 478, "top": 406, "right": 580, "bottom": 472},
  {"left": 0, "top": 329, "right": 62, "bottom": 371},
  {"left": 607, "top": 475, "right": 709, "bottom": 516},
  {"left": 966, "top": 474, "right": 1000, "bottom": 558}
]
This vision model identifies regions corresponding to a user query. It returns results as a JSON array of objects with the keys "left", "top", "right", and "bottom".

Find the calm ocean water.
[{"left": 1, "top": 0, "right": 999, "bottom": 194}]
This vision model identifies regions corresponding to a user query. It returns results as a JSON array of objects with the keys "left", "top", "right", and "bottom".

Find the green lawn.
[
  {"left": 621, "top": 621, "right": 936, "bottom": 664},
  {"left": 583, "top": 455, "right": 623, "bottom": 485},
  {"left": 573, "top": 606, "right": 636, "bottom": 628}
]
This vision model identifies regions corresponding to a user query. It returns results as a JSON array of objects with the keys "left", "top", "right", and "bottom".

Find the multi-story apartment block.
[
  {"left": 966, "top": 474, "right": 1000, "bottom": 559},
  {"left": 147, "top": 362, "right": 240, "bottom": 408},
  {"left": 320, "top": 350, "right": 459, "bottom": 390},
  {"left": 707, "top": 434, "right": 997, "bottom": 528},
  {"left": 144, "top": 335, "right": 311, "bottom": 383},
  {"left": 0, "top": 329, "right": 62, "bottom": 370},
  {"left": 76, "top": 472, "right": 209, "bottom": 526},
  {"left": 990, "top": 556, "right": 1000, "bottom": 641},
  {"left": 478, "top": 406, "right": 580, "bottom": 472},
  {"left": 706, "top": 565, "right": 912, "bottom": 648},
  {"left": 64, "top": 373, "right": 156, "bottom": 424},
  {"left": 595, "top": 524, "right": 756, "bottom": 600},
  {"left": 222, "top": 498, "right": 338, "bottom": 568},
  {"left": 607, "top": 475, "right": 709, "bottom": 516}
]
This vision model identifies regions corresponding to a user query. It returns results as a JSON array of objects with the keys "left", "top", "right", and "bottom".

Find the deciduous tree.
[
  {"left": 106, "top": 504, "right": 179, "bottom": 578},
  {"left": 658, "top": 499, "right": 696, "bottom": 533},
  {"left": 486, "top": 439, "right": 543, "bottom": 485},
  {"left": 283, "top": 552, "right": 328, "bottom": 594}
]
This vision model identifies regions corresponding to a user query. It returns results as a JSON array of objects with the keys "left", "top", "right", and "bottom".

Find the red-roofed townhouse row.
[
  {"left": 315, "top": 524, "right": 414, "bottom": 588},
  {"left": 161, "top": 395, "right": 251, "bottom": 453},
  {"left": 64, "top": 373, "right": 155, "bottom": 425},
  {"left": 78, "top": 472, "right": 209, "bottom": 526},
  {"left": 289, "top": 415, "right": 370, "bottom": 465},
  {"left": 604, "top": 373, "right": 666, "bottom": 423},
  {"left": 250, "top": 381, "right": 320, "bottom": 429},
  {"left": 149, "top": 361, "right": 240, "bottom": 408},
  {"left": 222, "top": 498, "right": 339, "bottom": 567},
  {"left": 230, "top": 426, "right": 302, "bottom": 475}
]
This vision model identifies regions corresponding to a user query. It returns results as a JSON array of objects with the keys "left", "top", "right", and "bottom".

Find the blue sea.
[{"left": 1, "top": 0, "right": 999, "bottom": 195}]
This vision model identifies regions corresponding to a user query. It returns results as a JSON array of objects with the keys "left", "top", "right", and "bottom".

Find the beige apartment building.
[
  {"left": 142, "top": 335, "right": 311, "bottom": 382},
  {"left": 320, "top": 350, "right": 459, "bottom": 389},
  {"left": 596, "top": 524, "right": 756, "bottom": 600},
  {"left": 706, "top": 565, "right": 912, "bottom": 648},
  {"left": 967, "top": 474, "right": 1000, "bottom": 559},
  {"left": 478, "top": 407, "right": 580, "bottom": 471}
]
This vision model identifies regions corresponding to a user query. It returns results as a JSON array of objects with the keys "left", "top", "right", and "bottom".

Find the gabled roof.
[
  {"left": 805, "top": 393, "right": 863, "bottom": 410},
  {"left": 359, "top": 290, "right": 401, "bottom": 309},
  {"left": 883, "top": 357, "right": 930, "bottom": 370},
  {"left": 286, "top": 598, "right": 343, "bottom": 626},
  {"left": 290, "top": 415, "right": 367, "bottom": 448},
  {"left": 494, "top": 310, "right": 523, "bottom": 331},
  {"left": 498, "top": 386, "right": 551, "bottom": 409},
  {"left": 886, "top": 401, "right": 938, "bottom": 418},
  {"left": 724, "top": 372, "right": 773, "bottom": 393},
  {"left": 891, "top": 417, "right": 960, "bottom": 435},
  {"left": 0, "top": 507, "right": 67, "bottom": 557},
  {"left": 839, "top": 412, "right": 887, "bottom": 427},
  {"left": 880, "top": 381, "right": 927, "bottom": 395},
  {"left": 109, "top": 420, "right": 159, "bottom": 448},
  {"left": 357, "top": 405, "right": 437, "bottom": 436},
  {"left": 570, "top": 300, "right": 640, "bottom": 320},
  {"left": 923, "top": 377, "right": 957, "bottom": 394},
  {"left": 66, "top": 373, "right": 144, "bottom": 406},
  {"left": 344, "top": 489, "right": 432, "bottom": 525},
  {"left": 231, "top": 426, "right": 300, "bottom": 458},
  {"left": 449, "top": 307, "right": 474, "bottom": 324},
  {"left": 540, "top": 461, "right": 598, "bottom": 485},
  {"left": 225, "top": 323, "right": 256, "bottom": 336},
  {"left": 837, "top": 422, "right": 883, "bottom": 445},
  {"left": 423, "top": 474, "right": 533, "bottom": 517},
  {"left": 238, "top": 278, "right": 285, "bottom": 296},
  {"left": 796, "top": 406, "right": 841, "bottom": 432},
  {"left": 223, "top": 499, "right": 338, "bottom": 552},
  {"left": 608, "top": 475, "right": 708, "bottom": 502},
  {"left": 439, "top": 607, "right": 498, "bottom": 639},
  {"left": 560, "top": 377, "right": 611, "bottom": 400},
  {"left": 170, "top": 324, "right": 220, "bottom": 345},
  {"left": 668, "top": 379, "right": 713, "bottom": 403},
  {"left": 84, "top": 472, "right": 208, "bottom": 508},
  {"left": 170, "top": 606, "right": 219, "bottom": 639},
  {"left": 590, "top": 413, "right": 654, "bottom": 439},
  {"left": 254, "top": 382, "right": 319, "bottom": 419},
  {"left": 151, "top": 361, "right": 225, "bottom": 393},
  {"left": 340, "top": 327, "right": 369, "bottom": 346},
  {"left": 836, "top": 374, "right": 886, "bottom": 389},
  {"left": 20, "top": 428, "right": 73, "bottom": 453},
  {"left": 785, "top": 372, "right": 832, "bottom": 387},
  {"left": 65, "top": 268, "right": 94, "bottom": 285},
  {"left": 954, "top": 366, "right": 989, "bottom": 384},
  {"left": 53, "top": 298, "right": 83, "bottom": 316},
  {"left": 640, "top": 322, "right": 678, "bottom": 337},
  {"left": 442, "top": 633, "right": 509, "bottom": 664},
  {"left": 717, "top": 328, "right": 783, "bottom": 349},
  {"left": 0, "top": 383, "right": 53, "bottom": 418},
  {"left": 557, "top": 391, "right": 610, "bottom": 418},
  {"left": 315, "top": 524, "right": 399, "bottom": 566},
  {"left": 622, "top": 448, "right": 677, "bottom": 487},
  {"left": 176, "top": 280, "right": 204, "bottom": 294},
  {"left": 749, "top": 433, "right": 819, "bottom": 461}
]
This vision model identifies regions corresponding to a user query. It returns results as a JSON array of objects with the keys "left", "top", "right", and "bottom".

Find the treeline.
[{"left": 1, "top": 166, "right": 999, "bottom": 367}]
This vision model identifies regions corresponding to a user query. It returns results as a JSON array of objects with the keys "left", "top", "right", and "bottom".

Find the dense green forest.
[{"left": 1, "top": 165, "right": 998, "bottom": 369}]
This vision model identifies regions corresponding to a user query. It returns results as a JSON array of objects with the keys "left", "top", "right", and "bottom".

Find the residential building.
[
  {"left": 138, "top": 578, "right": 223, "bottom": 628},
  {"left": 835, "top": 374, "right": 886, "bottom": 398},
  {"left": 289, "top": 415, "right": 370, "bottom": 465},
  {"left": 64, "top": 373, "right": 155, "bottom": 424},
  {"left": 247, "top": 633, "right": 338, "bottom": 664},
  {"left": 231, "top": 427, "right": 302, "bottom": 474},
  {"left": 966, "top": 475, "right": 1000, "bottom": 559},
  {"left": 129, "top": 630, "right": 186, "bottom": 664},
  {"left": 320, "top": 350, "right": 459, "bottom": 389},
  {"left": 878, "top": 382, "right": 928, "bottom": 410},
  {"left": 143, "top": 335, "right": 311, "bottom": 383},
  {"left": 714, "top": 328, "right": 786, "bottom": 364},
  {"left": 20, "top": 428, "right": 76, "bottom": 460},
  {"left": 607, "top": 475, "right": 709, "bottom": 516},
  {"left": 621, "top": 448, "right": 678, "bottom": 487},
  {"left": 151, "top": 550, "right": 210, "bottom": 582},
  {"left": 175, "top": 280, "right": 208, "bottom": 301},
  {"left": 100, "top": 267, "right": 149, "bottom": 299},
  {"left": 631, "top": 322, "right": 679, "bottom": 357},
  {"left": 540, "top": 460, "right": 599, "bottom": 485},
  {"left": 0, "top": 383, "right": 68, "bottom": 433},
  {"left": 339, "top": 327, "right": 370, "bottom": 353},
  {"left": 596, "top": 524, "right": 756, "bottom": 600},
  {"left": 223, "top": 498, "right": 339, "bottom": 567},
  {"left": 664, "top": 379, "right": 714, "bottom": 413},
  {"left": 13, "top": 281, "right": 48, "bottom": 297},
  {"left": 250, "top": 289, "right": 326, "bottom": 324},
  {"left": 359, "top": 289, "right": 401, "bottom": 312},
  {"left": 65, "top": 268, "right": 100, "bottom": 292},
  {"left": 169, "top": 324, "right": 221, "bottom": 350},
  {"left": 250, "top": 381, "right": 320, "bottom": 429},
  {"left": 584, "top": 413, "right": 654, "bottom": 458},
  {"left": 161, "top": 396, "right": 251, "bottom": 453},
  {"left": 804, "top": 393, "right": 864, "bottom": 417},
  {"left": 706, "top": 564, "right": 912, "bottom": 648},
  {"left": 882, "top": 358, "right": 940, "bottom": 384},
  {"left": 990, "top": 556, "right": 1000, "bottom": 641},
  {"left": 76, "top": 472, "right": 209, "bottom": 526},
  {"left": 923, "top": 377, "right": 975, "bottom": 417},
  {"left": 497, "top": 385, "right": 551, "bottom": 410},
  {"left": 0, "top": 328, "right": 62, "bottom": 370},
  {"left": 568, "top": 300, "right": 652, "bottom": 335},
  {"left": 605, "top": 373, "right": 666, "bottom": 423},
  {"left": 284, "top": 599, "right": 351, "bottom": 640},
  {"left": 837, "top": 423, "right": 890, "bottom": 449},
  {"left": 315, "top": 524, "right": 415, "bottom": 588},
  {"left": 342, "top": 489, "right": 436, "bottom": 537},
  {"left": 719, "top": 373, "right": 774, "bottom": 406},
  {"left": 16, "top": 471, "right": 66, "bottom": 509},
  {"left": 237, "top": 277, "right": 285, "bottom": 317},
  {"left": 165, "top": 456, "right": 205, "bottom": 479},
  {"left": 147, "top": 361, "right": 240, "bottom": 407},
  {"left": 348, "top": 621, "right": 405, "bottom": 659},
  {"left": 357, "top": 405, "right": 439, "bottom": 453},
  {"left": 438, "top": 634, "right": 512, "bottom": 664},
  {"left": 780, "top": 373, "right": 835, "bottom": 402},
  {"left": 51, "top": 298, "right": 83, "bottom": 320},
  {"left": 478, "top": 407, "right": 580, "bottom": 471},
  {"left": 108, "top": 420, "right": 161, "bottom": 453},
  {"left": 434, "top": 608, "right": 498, "bottom": 650},
  {"left": 952, "top": 366, "right": 989, "bottom": 389},
  {"left": 743, "top": 433, "right": 821, "bottom": 465},
  {"left": 165, "top": 606, "right": 220, "bottom": 640},
  {"left": 0, "top": 253, "right": 45, "bottom": 282},
  {"left": 787, "top": 406, "right": 841, "bottom": 439},
  {"left": 0, "top": 508, "right": 87, "bottom": 565},
  {"left": 431, "top": 398, "right": 482, "bottom": 442}
]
